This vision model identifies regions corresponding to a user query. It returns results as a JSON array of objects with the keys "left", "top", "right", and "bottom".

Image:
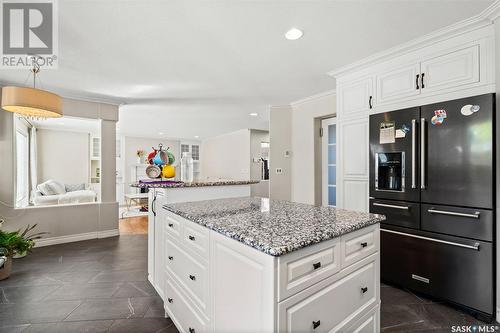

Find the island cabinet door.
[{"left": 277, "top": 254, "right": 378, "bottom": 333}]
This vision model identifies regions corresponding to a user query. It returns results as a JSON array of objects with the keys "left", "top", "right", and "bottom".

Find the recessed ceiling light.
[
  {"left": 249, "top": 113, "right": 258, "bottom": 117},
  {"left": 285, "top": 28, "right": 303, "bottom": 40},
  {"left": 159, "top": 132, "right": 164, "bottom": 135},
  {"left": 194, "top": 135, "right": 199, "bottom": 139}
]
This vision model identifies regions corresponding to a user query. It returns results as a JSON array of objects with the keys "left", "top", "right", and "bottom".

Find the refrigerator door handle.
[
  {"left": 428, "top": 209, "right": 480, "bottom": 219},
  {"left": 411, "top": 119, "right": 417, "bottom": 189},
  {"left": 373, "top": 203, "right": 409, "bottom": 210},
  {"left": 381, "top": 229, "right": 480, "bottom": 251},
  {"left": 420, "top": 118, "right": 426, "bottom": 189}
]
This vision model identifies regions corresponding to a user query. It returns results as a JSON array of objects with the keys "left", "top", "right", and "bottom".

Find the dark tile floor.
[{"left": 0, "top": 234, "right": 493, "bottom": 332}]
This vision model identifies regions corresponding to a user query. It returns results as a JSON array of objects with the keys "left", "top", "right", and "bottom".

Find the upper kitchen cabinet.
[
  {"left": 337, "top": 77, "right": 374, "bottom": 118},
  {"left": 419, "top": 45, "right": 479, "bottom": 95},
  {"left": 376, "top": 63, "right": 421, "bottom": 105}
]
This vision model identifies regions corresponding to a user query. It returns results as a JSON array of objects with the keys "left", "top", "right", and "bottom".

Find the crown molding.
[
  {"left": 290, "top": 89, "right": 336, "bottom": 106},
  {"left": 328, "top": 1, "right": 498, "bottom": 78}
]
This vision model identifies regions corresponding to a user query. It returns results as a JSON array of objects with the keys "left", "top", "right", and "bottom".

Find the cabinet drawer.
[
  {"left": 278, "top": 238, "right": 341, "bottom": 301},
  {"left": 370, "top": 199, "right": 420, "bottom": 230},
  {"left": 165, "top": 238, "right": 210, "bottom": 316},
  {"left": 165, "top": 277, "right": 209, "bottom": 333},
  {"left": 343, "top": 305, "right": 379, "bottom": 333},
  {"left": 341, "top": 225, "right": 379, "bottom": 268},
  {"left": 182, "top": 220, "right": 209, "bottom": 259},
  {"left": 421, "top": 204, "right": 492, "bottom": 242},
  {"left": 278, "top": 256, "right": 378, "bottom": 333},
  {"left": 165, "top": 214, "right": 183, "bottom": 239}
]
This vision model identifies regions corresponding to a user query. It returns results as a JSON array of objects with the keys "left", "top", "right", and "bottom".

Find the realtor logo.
[{"left": 1, "top": 0, "right": 58, "bottom": 68}]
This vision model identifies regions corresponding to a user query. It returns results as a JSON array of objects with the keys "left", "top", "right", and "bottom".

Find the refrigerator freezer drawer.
[
  {"left": 381, "top": 229, "right": 493, "bottom": 316},
  {"left": 369, "top": 199, "right": 420, "bottom": 230},
  {"left": 421, "top": 204, "right": 493, "bottom": 242}
]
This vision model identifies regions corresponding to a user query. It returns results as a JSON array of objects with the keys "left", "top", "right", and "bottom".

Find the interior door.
[
  {"left": 322, "top": 117, "right": 337, "bottom": 206},
  {"left": 420, "top": 94, "right": 494, "bottom": 209},
  {"left": 369, "top": 107, "right": 420, "bottom": 202}
]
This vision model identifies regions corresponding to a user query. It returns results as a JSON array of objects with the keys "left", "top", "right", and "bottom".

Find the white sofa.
[{"left": 32, "top": 180, "right": 97, "bottom": 206}]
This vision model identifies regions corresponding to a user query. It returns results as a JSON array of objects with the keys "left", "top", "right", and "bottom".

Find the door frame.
[{"left": 321, "top": 117, "right": 337, "bottom": 206}]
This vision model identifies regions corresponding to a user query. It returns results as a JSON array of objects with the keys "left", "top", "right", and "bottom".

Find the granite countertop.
[
  {"left": 130, "top": 180, "right": 260, "bottom": 189},
  {"left": 163, "top": 197, "right": 385, "bottom": 257}
]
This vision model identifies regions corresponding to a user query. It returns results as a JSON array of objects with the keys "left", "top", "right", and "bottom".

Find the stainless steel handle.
[
  {"left": 412, "top": 274, "right": 429, "bottom": 284},
  {"left": 420, "top": 118, "right": 426, "bottom": 189},
  {"left": 381, "top": 229, "right": 480, "bottom": 251},
  {"left": 428, "top": 209, "right": 480, "bottom": 219},
  {"left": 411, "top": 119, "right": 416, "bottom": 189},
  {"left": 373, "top": 203, "right": 409, "bottom": 210}
]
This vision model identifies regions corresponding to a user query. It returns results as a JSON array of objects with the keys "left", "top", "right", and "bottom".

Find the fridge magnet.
[
  {"left": 460, "top": 104, "right": 480, "bottom": 116},
  {"left": 431, "top": 109, "right": 447, "bottom": 126},
  {"left": 395, "top": 129, "right": 406, "bottom": 138},
  {"left": 379, "top": 122, "right": 395, "bottom": 144},
  {"left": 401, "top": 124, "right": 410, "bottom": 134}
]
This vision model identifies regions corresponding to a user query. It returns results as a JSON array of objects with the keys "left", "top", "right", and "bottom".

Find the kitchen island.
[
  {"left": 159, "top": 197, "right": 385, "bottom": 332},
  {"left": 129, "top": 180, "right": 259, "bottom": 300}
]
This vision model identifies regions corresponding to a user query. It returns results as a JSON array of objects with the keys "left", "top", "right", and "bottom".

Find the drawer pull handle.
[
  {"left": 373, "top": 202, "right": 409, "bottom": 210},
  {"left": 381, "top": 229, "right": 480, "bottom": 251},
  {"left": 412, "top": 274, "right": 430, "bottom": 284},
  {"left": 188, "top": 235, "right": 196, "bottom": 241},
  {"left": 189, "top": 328, "right": 195, "bottom": 333},
  {"left": 168, "top": 256, "right": 173, "bottom": 261},
  {"left": 168, "top": 223, "right": 174, "bottom": 227},
  {"left": 189, "top": 274, "right": 196, "bottom": 281},
  {"left": 312, "top": 262, "right": 321, "bottom": 270},
  {"left": 428, "top": 209, "right": 480, "bottom": 219},
  {"left": 361, "top": 286, "right": 368, "bottom": 293},
  {"left": 360, "top": 242, "right": 368, "bottom": 248},
  {"left": 312, "top": 320, "right": 321, "bottom": 329},
  {"left": 167, "top": 298, "right": 173, "bottom": 303}
]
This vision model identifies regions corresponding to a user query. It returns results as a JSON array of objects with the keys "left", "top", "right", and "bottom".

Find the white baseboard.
[
  {"left": 98, "top": 229, "right": 120, "bottom": 238},
  {"left": 34, "top": 229, "right": 120, "bottom": 247}
]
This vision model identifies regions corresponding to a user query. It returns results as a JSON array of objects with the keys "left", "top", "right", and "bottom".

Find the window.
[
  {"left": 16, "top": 130, "right": 29, "bottom": 208},
  {"left": 322, "top": 118, "right": 336, "bottom": 207},
  {"left": 191, "top": 145, "right": 199, "bottom": 160}
]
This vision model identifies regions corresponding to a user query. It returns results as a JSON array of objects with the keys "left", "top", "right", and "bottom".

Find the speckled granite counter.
[
  {"left": 163, "top": 197, "right": 385, "bottom": 256},
  {"left": 130, "top": 180, "right": 259, "bottom": 189}
]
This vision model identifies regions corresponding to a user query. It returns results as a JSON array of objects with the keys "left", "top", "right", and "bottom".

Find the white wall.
[
  {"left": 269, "top": 106, "right": 292, "bottom": 201},
  {"left": 0, "top": 92, "right": 119, "bottom": 241},
  {"left": 250, "top": 129, "right": 270, "bottom": 197},
  {"left": 123, "top": 136, "right": 180, "bottom": 194},
  {"left": 37, "top": 128, "right": 90, "bottom": 185},
  {"left": 201, "top": 129, "right": 251, "bottom": 180},
  {"left": 290, "top": 91, "right": 336, "bottom": 205}
]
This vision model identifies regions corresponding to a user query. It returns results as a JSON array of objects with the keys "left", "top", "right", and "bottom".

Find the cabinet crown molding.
[{"left": 328, "top": 0, "right": 499, "bottom": 79}]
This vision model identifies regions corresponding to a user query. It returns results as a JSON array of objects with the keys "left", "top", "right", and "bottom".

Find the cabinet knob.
[
  {"left": 312, "top": 320, "right": 321, "bottom": 329},
  {"left": 189, "top": 274, "right": 196, "bottom": 281},
  {"left": 167, "top": 298, "right": 173, "bottom": 303},
  {"left": 168, "top": 256, "right": 173, "bottom": 261},
  {"left": 360, "top": 242, "right": 368, "bottom": 248},
  {"left": 313, "top": 262, "right": 321, "bottom": 270},
  {"left": 189, "top": 328, "right": 196, "bottom": 333},
  {"left": 168, "top": 223, "right": 174, "bottom": 228},
  {"left": 361, "top": 286, "right": 368, "bottom": 293},
  {"left": 188, "top": 235, "right": 196, "bottom": 241}
]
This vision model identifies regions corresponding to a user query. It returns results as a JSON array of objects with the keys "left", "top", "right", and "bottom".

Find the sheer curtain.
[{"left": 29, "top": 126, "right": 38, "bottom": 201}]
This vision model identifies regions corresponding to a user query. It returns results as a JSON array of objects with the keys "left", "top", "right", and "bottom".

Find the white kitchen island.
[
  {"left": 130, "top": 180, "right": 259, "bottom": 299},
  {"left": 159, "top": 197, "right": 385, "bottom": 333}
]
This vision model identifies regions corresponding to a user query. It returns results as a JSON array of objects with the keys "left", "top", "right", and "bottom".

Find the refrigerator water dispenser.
[{"left": 375, "top": 152, "right": 405, "bottom": 192}]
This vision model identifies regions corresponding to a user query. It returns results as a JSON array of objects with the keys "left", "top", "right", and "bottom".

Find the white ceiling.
[{"left": 0, "top": 0, "right": 493, "bottom": 139}]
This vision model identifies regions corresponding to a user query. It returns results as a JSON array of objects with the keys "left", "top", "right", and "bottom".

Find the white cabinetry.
[
  {"left": 160, "top": 210, "right": 380, "bottom": 333},
  {"left": 332, "top": 24, "right": 494, "bottom": 212}
]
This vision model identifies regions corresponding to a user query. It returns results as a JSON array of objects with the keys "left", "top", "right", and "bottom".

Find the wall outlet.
[{"left": 275, "top": 168, "right": 283, "bottom": 174}]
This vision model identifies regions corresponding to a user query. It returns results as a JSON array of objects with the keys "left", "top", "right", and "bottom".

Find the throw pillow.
[
  {"left": 65, "top": 183, "right": 85, "bottom": 192},
  {"left": 37, "top": 180, "right": 66, "bottom": 195}
]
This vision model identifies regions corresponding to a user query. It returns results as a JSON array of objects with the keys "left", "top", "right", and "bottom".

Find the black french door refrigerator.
[{"left": 369, "top": 94, "right": 495, "bottom": 321}]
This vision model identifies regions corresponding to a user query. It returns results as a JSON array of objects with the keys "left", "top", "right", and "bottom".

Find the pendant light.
[{"left": 1, "top": 58, "right": 62, "bottom": 119}]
